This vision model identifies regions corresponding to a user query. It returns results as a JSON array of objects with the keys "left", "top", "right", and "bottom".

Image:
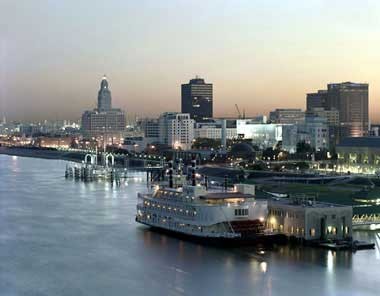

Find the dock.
[
  {"left": 65, "top": 151, "right": 127, "bottom": 183},
  {"left": 318, "top": 240, "right": 375, "bottom": 251}
]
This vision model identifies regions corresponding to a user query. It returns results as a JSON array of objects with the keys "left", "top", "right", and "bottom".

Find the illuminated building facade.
[
  {"left": 336, "top": 137, "right": 380, "bottom": 174},
  {"left": 267, "top": 197, "right": 352, "bottom": 241},
  {"left": 236, "top": 120, "right": 284, "bottom": 149},
  {"left": 81, "top": 76, "right": 126, "bottom": 145},
  {"left": 158, "top": 112, "right": 194, "bottom": 150},
  {"left": 194, "top": 121, "right": 237, "bottom": 140},
  {"left": 181, "top": 77, "right": 213, "bottom": 122},
  {"left": 33, "top": 137, "right": 73, "bottom": 149},
  {"left": 327, "top": 82, "right": 369, "bottom": 139}
]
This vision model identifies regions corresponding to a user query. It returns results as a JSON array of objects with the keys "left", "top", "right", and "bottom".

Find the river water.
[{"left": 0, "top": 155, "right": 379, "bottom": 296}]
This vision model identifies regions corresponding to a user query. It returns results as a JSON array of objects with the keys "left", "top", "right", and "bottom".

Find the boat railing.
[{"left": 218, "top": 205, "right": 235, "bottom": 234}]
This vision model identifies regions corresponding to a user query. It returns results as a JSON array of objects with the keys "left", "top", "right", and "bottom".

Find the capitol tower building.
[
  {"left": 81, "top": 76, "right": 126, "bottom": 145},
  {"left": 97, "top": 75, "right": 112, "bottom": 111}
]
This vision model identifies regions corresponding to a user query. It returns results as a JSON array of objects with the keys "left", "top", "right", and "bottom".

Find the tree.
[
  {"left": 262, "top": 147, "right": 276, "bottom": 160},
  {"left": 295, "top": 161, "right": 309, "bottom": 170},
  {"left": 192, "top": 138, "right": 220, "bottom": 149},
  {"left": 296, "top": 141, "right": 313, "bottom": 154}
]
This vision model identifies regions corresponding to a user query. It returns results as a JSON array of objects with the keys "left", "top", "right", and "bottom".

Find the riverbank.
[{"left": 0, "top": 146, "right": 85, "bottom": 162}]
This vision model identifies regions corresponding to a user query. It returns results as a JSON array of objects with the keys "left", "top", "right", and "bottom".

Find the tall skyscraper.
[
  {"left": 81, "top": 76, "right": 126, "bottom": 144},
  {"left": 327, "top": 82, "right": 369, "bottom": 138},
  {"left": 181, "top": 77, "right": 213, "bottom": 122},
  {"left": 97, "top": 75, "right": 112, "bottom": 111}
]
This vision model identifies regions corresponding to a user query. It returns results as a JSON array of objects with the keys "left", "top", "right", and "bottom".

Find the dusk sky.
[{"left": 1, "top": 0, "right": 380, "bottom": 122}]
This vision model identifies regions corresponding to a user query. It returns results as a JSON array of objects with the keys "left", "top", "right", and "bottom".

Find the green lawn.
[
  {"left": 248, "top": 180, "right": 380, "bottom": 215},
  {"left": 256, "top": 183, "right": 355, "bottom": 205}
]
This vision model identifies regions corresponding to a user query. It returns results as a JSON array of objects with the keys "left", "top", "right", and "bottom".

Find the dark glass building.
[
  {"left": 327, "top": 82, "right": 369, "bottom": 138},
  {"left": 181, "top": 77, "right": 213, "bottom": 122},
  {"left": 306, "top": 82, "right": 369, "bottom": 144},
  {"left": 306, "top": 90, "right": 328, "bottom": 111}
]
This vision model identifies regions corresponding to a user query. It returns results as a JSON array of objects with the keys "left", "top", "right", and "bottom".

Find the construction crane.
[
  {"left": 235, "top": 104, "right": 245, "bottom": 119},
  {"left": 235, "top": 104, "right": 242, "bottom": 119}
]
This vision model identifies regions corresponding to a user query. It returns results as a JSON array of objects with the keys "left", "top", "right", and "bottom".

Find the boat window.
[{"left": 234, "top": 208, "right": 248, "bottom": 216}]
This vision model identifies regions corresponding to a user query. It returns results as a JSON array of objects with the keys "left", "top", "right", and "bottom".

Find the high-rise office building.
[
  {"left": 306, "top": 82, "right": 369, "bottom": 143},
  {"left": 327, "top": 82, "right": 369, "bottom": 138},
  {"left": 306, "top": 90, "right": 328, "bottom": 111},
  {"left": 181, "top": 77, "right": 213, "bottom": 122},
  {"left": 81, "top": 76, "right": 126, "bottom": 144}
]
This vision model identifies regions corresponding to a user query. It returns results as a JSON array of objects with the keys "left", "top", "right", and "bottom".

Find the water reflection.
[
  {"left": 136, "top": 224, "right": 355, "bottom": 274},
  {"left": 327, "top": 251, "right": 334, "bottom": 273},
  {"left": 275, "top": 245, "right": 352, "bottom": 269},
  {"left": 259, "top": 261, "right": 267, "bottom": 273}
]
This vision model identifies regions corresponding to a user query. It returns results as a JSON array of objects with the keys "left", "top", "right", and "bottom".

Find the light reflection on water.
[{"left": 0, "top": 155, "right": 379, "bottom": 296}]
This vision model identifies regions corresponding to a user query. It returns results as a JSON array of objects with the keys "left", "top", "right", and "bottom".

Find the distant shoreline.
[
  {"left": 0, "top": 146, "right": 85, "bottom": 163},
  {"left": 0, "top": 146, "right": 129, "bottom": 167}
]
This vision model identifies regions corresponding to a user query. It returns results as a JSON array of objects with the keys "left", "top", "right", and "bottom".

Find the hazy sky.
[{"left": 1, "top": 0, "right": 380, "bottom": 122}]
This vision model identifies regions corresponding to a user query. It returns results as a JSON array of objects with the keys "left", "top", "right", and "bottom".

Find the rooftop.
[
  {"left": 199, "top": 192, "right": 254, "bottom": 200},
  {"left": 328, "top": 82, "right": 368, "bottom": 88},
  {"left": 337, "top": 137, "right": 380, "bottom": 148},
  {"left": 269, "top": 197, "right": 349, "bottom": 208}
]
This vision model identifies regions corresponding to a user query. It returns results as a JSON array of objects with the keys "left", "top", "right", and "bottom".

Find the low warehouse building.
[{"left": 267, "top": 196, "right": 352, "bottom": 241}]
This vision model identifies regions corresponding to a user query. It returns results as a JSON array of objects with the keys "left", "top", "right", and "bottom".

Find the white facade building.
[
  {"left": 236, "top": 120, "right": 284, "bottom": 149},
  {"left": 159, "top": 112, "right": 195, "bottom": 150},
  {"left": 269, "top": 108, "right": 305, "bottom": 124},
  {"left": 298, "top": 116, "right": 329, "bottom": 151},
  {"left": 232, "top": 118, "right": 329, "bottom": 153},
  {"left": 282, "top": 125, "right": 298, "bottom": 153},
  {"left": 194, "top": 122, "right": 237, "bottom": 140}
]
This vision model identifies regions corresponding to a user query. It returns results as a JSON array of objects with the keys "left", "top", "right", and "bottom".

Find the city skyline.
[
  {"left": 1, "top": 1, "right": 380, "bottom": 122},
  {"left": 2, "top": 2, "right": 380, "bottom": 295}
]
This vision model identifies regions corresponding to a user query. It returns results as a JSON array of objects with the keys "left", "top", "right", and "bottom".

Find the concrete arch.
[
  {"left": 105, "top": 153, "right": 115, "bottom": 167},
  {"left": 85, "top": 154, "right": 97, "bottom": 165}
]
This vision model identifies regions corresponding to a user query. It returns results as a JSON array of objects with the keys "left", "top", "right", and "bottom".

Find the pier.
[{"left": 65, "top": 151, "right": 127, "bottom": 183}]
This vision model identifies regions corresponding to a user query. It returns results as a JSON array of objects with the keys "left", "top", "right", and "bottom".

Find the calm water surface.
[{"left": 0, "top": 155, "right": 379, "bottom": 296}]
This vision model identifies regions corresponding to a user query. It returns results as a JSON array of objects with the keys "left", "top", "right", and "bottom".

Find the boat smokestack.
[
  {"left": 205, "top": 175, "right": 208, "bottom": 190},
  {"left": 168, "top": 160, "right": 173, "bottom": 188},
  {"left": 175, "top": 158, "right": 179, "bottom": 174},
  {"left": 191, "top": 158, "right": 196, "bottom": 186},
  {"left": 221, "top": 119, "right": 227, "bottom": 152},
  {"left": 177, "top": 158, "right": 183, "bottom": 175}
]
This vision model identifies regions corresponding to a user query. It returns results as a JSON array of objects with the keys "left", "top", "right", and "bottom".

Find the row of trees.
[{"left": 191, "top": 137, "right": 336, "bottom": 161}]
